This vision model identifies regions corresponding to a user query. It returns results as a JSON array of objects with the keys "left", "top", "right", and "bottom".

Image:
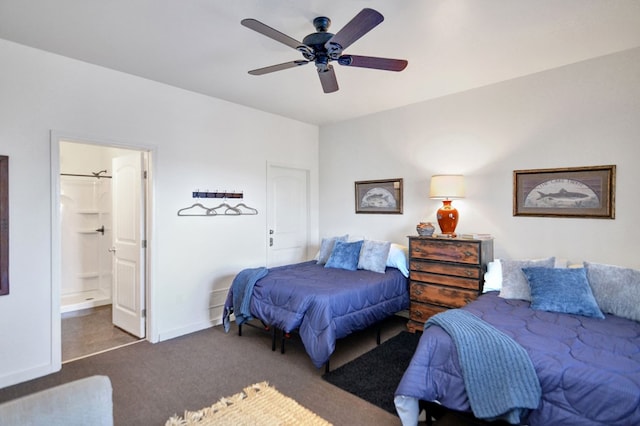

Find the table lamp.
[{"left": 430, "top": 175, "right": 465, "bottom": 237}]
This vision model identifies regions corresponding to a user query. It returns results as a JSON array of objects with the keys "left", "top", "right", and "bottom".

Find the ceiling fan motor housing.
[{"left": 302, "top": 23, "right": 339, "bottom": 71}]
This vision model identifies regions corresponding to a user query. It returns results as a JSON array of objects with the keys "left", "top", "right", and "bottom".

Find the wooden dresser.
[{"left": 407, "top": 236, "right": 494, "bottom": 332}]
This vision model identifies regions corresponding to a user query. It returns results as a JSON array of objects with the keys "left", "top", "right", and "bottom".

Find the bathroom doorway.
[{"left": 57, "top": 140, "right": 149, "bottom": 361}]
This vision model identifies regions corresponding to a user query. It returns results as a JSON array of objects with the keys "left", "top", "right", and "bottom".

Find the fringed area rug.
[{"left": 165, "top": 382, "right": 332, "bottom": 426}]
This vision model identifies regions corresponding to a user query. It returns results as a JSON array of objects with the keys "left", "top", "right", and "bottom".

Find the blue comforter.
[
  {"left": 395, "top": 292, "right": 640, "bottom": 425},
  {"left": 233, "top": 261, "right": 408, "bottom": 368},
  {"left": 426, "top": 309, "right": 540, "bottom": 423}
]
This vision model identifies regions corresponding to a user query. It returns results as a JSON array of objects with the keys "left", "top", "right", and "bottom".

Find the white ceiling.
[{"left": 1, "top": 0, "right": 639, "bottom": 125}]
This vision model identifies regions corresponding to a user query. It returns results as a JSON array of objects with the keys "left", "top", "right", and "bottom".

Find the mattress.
[
  {"left": 395, "top": 292, "right": 640, "bottom": 425},
  {"left": 249, "top": 261, "right": 409, "bottom": 368}
]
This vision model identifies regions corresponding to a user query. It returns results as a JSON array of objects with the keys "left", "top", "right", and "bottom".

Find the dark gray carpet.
[
  {"left": 323, "top": 331, "right": 420, "bottom": 414},
  {"left": 0, "top": 318, "right": 408, "bottom": 426}
]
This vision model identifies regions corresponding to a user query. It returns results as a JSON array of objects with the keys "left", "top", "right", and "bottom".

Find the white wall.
[
  {"left": 2, "top": 36, "right": 638, "bottom": 389},
  {"left": 0, "top": 39, "right": 319, "bottom": 387},
  {"left": 319, "top": 48, "right": 640, "bottom": 268}
]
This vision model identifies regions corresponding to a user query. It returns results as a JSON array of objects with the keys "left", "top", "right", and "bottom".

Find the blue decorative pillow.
[
  {"left": 522, "top": 267, "right": 604, "bottom": 319},
  {"left": 325, "top": 240, "right": 364, "bottom": 271},
  {"left": 316, "top": 234, "right": 348, "bottom": 265},
  {"left": 358, "top": 240, "right": 391, "bottom": 273}
]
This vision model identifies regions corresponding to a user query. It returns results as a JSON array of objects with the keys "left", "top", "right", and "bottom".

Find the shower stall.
[{"left": 60, "top": 172, "right": 113, "bottom": 313}]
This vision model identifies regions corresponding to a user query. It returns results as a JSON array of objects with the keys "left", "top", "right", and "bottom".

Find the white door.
[
  {"left": 266, "top": 164, "right": 310, "bottom": 267},
  {"left": 111, "top": 152, "right": 146, "bottom": 337}
]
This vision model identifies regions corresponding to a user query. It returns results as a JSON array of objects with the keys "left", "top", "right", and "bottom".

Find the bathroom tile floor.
[{"left": 62, "top": 305, "right": 142, "bottom": 363}]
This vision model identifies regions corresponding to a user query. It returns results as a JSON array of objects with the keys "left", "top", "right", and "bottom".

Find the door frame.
[{"left": 50, "top": 131, "right": 156, "bottom": 369}]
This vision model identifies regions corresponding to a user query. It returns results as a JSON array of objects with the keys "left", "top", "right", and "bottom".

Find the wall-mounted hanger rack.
[
  {"left": 177, "top": 190, "right": 258, "bottom": 216},
  {"left": 192, "top": 190, "right": 243, "bottom": 199}
]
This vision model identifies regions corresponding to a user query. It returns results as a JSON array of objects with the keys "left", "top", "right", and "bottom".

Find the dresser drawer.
[
  {"left": 411, "top": 271, "right": 479, "bottom": 290},
  {"left": 411, "top": 260, "right": 481, "bottom": 279},
  {"left": 409, "top": 302, "right": 446, "bottom": 323},
  {"left": 410, "top": 283, "right": 478, "bottom": 308},
  {"left": 411, "top": 239, "right": 480, "bottom": 264}
]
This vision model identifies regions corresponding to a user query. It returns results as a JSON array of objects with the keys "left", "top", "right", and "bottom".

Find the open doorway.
[{"left": 55, "top": 138, "right": 150, "bottom": 362}]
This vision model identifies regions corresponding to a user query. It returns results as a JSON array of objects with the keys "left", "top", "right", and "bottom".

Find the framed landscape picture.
[
  {"left": 513, "top": 165, "right": 615, "bottom": 218},
  {"left": 355, "top": 178, "right": 403, "bottom": 214}
]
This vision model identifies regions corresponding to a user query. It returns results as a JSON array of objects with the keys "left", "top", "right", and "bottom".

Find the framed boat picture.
[{"left": 513, "top": 165, "right": 615, "bottom": 218}]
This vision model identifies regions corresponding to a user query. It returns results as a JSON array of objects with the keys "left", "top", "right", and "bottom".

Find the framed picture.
[
  {"left": 355, "top": 178, "right": 403, "bottom": 214},
  {"left": 513, "top": 165, "right": 615, "bottom": 218},
  {"left": 0, "top": 155, "right": 8, "bottom": 295}
]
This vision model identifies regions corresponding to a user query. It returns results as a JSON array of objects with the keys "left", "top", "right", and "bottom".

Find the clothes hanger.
[
  {"left": 177, "top": 203, "right": 217, "bottom": 216},
  {"left": 232, "top": 203, "right": 258, "bottom": 215},
  {"left": 209, "top": 202, "right": 241, "bottom": 215}
]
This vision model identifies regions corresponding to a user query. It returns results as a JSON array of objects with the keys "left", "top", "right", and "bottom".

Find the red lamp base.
[{"left": 436, "top": 200, "right": 459, "bottom": 237}]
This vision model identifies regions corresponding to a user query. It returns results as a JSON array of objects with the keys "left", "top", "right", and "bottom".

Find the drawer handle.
[
  {"left": 413, "top": 287, "right": 423, "bottom": 295},
  {"left": 465, "top": 271, "right": 473, "bottom": 276},
  {"left": 464, "top": 251, "right": 474, "bottom": 257},
  {"left": 413, "top": 310, "right": 423, "bottom": 318}
]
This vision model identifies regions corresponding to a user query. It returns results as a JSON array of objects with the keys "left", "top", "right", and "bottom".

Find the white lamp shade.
[{"left": 430, "top": 175, "right": 465, "bottom": 199}]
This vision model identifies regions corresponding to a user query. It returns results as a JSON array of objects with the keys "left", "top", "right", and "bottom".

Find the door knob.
[
  {"left": 95, "top": 225, "right": 105, "bottom": 235},
  {"left": 108, "top": 247, "right": 116, "bottom": 253}
]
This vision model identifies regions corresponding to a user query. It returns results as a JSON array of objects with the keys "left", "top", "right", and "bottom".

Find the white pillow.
[
  {"left": 483, "top": 260, "right": 503, "bottom": 293},
  {"left": 386, "top": 243, "right": 409, "bottom": 277}
]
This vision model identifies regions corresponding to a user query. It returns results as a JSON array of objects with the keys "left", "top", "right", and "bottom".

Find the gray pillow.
[
  {"left": 585, "top": 262, "right": 640, "bottom": 322},
  {"left": 316, "top": 235, "right": 348, "bottom": 265},
  {"left": 358, "top": 240, "right": 392, "bottom": 274},
  {"left": 498, "top": 257, "right": 555, "bottom": 301}
]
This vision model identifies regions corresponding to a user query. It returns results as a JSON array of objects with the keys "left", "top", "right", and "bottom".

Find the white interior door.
[
  {"left": 111, "top": 152, "right": 146, "bottom": 337},
  {"left": 267, "top": 164, "right": 310, "bottom": 267}
]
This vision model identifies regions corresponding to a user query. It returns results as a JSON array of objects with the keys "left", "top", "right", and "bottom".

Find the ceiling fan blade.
[
  {"left": 241, "top": 18, "right": 303, "bottom": 50},
  {"left": 318, "top": 65, "right": 339, "bottom": 93},
  {"left": 338, "top": 55, "right": 408, "bottom": 72},
  {"left": 248, "top": 60, "right": 309, "bottom": 75},
  {"left": 326, "top": 8, "right": 384, "bottom": 52}
]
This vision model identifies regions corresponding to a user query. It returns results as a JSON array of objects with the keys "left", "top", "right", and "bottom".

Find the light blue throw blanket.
[
  {"left": 223, "top": 267, "right": 268, "bottom": 333},
  {"left": 426, "top": 309, "right": 541, "bottom": 424}
]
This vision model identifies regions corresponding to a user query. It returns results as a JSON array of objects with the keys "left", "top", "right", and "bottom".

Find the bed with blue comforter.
[
  {"left": 395, "top": 291, "right": 640, "bottom": 425},
  {"left": 229, "top": 260, "right": 409, "bottom": 369}
]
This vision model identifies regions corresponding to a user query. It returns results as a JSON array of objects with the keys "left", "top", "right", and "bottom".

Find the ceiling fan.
[{"left": 241, "top": 8, "right": 408, "bottom": 93}]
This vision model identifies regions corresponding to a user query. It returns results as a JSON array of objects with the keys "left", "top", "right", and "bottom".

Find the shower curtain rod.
[{"left": 61, "top": 171, "right": 112, "bottom": 179}]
